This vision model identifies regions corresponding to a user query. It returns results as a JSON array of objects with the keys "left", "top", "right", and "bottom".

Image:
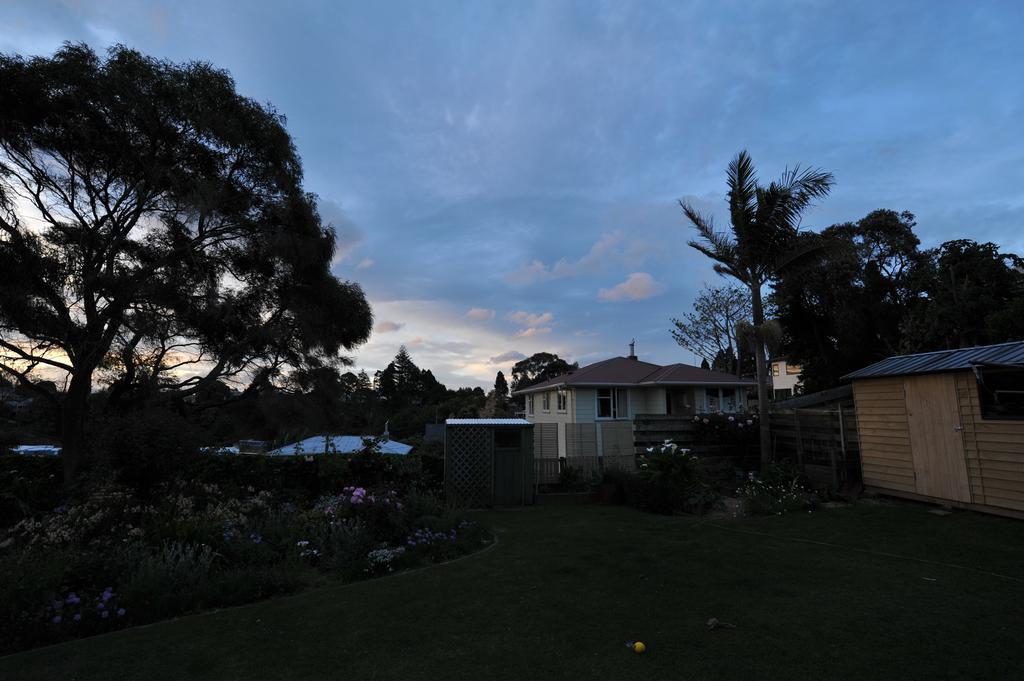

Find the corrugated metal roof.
[
  {"left": 843, "top": 341, "right": 1024, "bottom": 380},
  {"left": 445, "top": 418, "right": 532, "bottom": 426}
]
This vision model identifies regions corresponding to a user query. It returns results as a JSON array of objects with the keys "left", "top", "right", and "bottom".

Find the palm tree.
[{"left": 682, "top": 150, "right": 834, "bottom": 469}]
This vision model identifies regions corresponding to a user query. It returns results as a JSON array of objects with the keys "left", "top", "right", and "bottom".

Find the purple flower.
[
  {"left": 97, "top": 602, "right": 105, "bottom": 610},
  {"left": 73, "top": 613, "right": 82, "bottom": 622},
  {"left": 100, "top": 610, "right": 109, "bottom": 619},
  {"left": 249, "top": 533, "right": 262, "bottom": 544},
  {"left": 116, "top": 608, "right": 126, "bottom": 617}
]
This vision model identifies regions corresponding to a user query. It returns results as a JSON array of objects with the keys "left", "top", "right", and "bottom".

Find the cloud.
[
  {"left": 318, "top": 198, "right": 365, "bottom": 264},
  {"left": 466, "top": 307, "right": 496, "bottom": 321},
  {"left": 374, "top": 320, "right": 405, "bottom": 333},
  {"left": 507, "top": 311, "right": 554, "bottom": 326},
  {"left": 490, "top": 350, "right": 526, "bottom": 364},
  {"left": 356, "top": 258, "right": 375, "bottom": 269},
  {"left": 505, "top": 231, "right": 655, "bottom": 285},
  {"left": 515, "top": 326, "right": 552, "bottom": 338},
  {"left": 598, "top": 272, "right": 664, "bottom": 302}
]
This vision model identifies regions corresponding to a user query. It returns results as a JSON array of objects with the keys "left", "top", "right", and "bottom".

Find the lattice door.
[{"left": 445, "top": 426, "right": 493, "bottom": 507}]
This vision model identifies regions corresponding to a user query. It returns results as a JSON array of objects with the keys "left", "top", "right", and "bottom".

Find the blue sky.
[{"left": 3, "top": 1, "right": 1023, "bottom": 387}]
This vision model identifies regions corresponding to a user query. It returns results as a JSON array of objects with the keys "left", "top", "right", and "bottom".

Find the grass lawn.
[{"left": 3, "top": 501, "right": 1023, "bottom": 680}]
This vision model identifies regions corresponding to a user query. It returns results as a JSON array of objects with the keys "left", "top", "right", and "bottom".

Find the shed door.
[
  {"left": 493, "top": 429, "right": 525, "bottom": 506},
  {"left": 904, "top": 374, "right": 971, "bottom": 502}
]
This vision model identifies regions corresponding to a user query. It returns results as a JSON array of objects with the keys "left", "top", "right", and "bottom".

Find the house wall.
[
  {"left": 629, "top": 387, "right": 667, "bottom": 416},
  {"left": 527, "top": 388, "right": 574, "bottom": 457},
  {"left": 954, "top": 371, "right": 1024, "bottom": 513},
  {"left": 852, "top": 376, "right": 916, "bottom": 493},
  {"left": 575, "top": 388, "right": 597, "bottom": 422}
]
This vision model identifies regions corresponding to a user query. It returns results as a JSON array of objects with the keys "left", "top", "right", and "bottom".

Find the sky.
[{"left": 2, "top": 1, "right": 1023, "bottom": 388}]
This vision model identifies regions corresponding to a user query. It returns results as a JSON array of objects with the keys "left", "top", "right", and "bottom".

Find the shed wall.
[
  {"left": 852, "top": 377, "right": 916, "bottom": 493},
  {"left": 955, "top": 372, "right": 1024, "bottom": 512}
]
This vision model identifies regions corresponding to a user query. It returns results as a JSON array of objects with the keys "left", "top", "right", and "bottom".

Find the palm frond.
[
  {"left": 727, "top": 150, "right": 757, "bottom": 232},
  {"left": 757, "top": 165, "right": 835, "bottom": 231}
]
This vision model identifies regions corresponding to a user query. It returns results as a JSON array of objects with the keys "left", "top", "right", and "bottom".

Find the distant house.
[
  {"left": 512, "top": 347, "right": 754, "bottom": 457},
  {"left": 770, "top": 357, "right": 803, "bottom": 400}
]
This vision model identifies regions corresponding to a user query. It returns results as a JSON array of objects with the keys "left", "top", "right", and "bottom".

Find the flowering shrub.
[
  {"left": 737, "top": 462, "right": 818, "bottom": 515},
  {"left": 630, "top": 440, "right": 719, "bottom": 515}
]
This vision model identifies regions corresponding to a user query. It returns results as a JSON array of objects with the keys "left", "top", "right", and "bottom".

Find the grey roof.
[
  {"left": 513, "top": 356, "right": 755, "bottom": 395},
  {"left": 446, "top": 418, "right": 532, "bottom": 426},
  {"left": 843, "top": 340, "right": 1024, "bottom": 380}
]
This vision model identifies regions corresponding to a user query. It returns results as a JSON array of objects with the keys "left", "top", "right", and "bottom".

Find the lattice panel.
[{"left": 445, "top": 426, "right": 493, "bottom": 508}]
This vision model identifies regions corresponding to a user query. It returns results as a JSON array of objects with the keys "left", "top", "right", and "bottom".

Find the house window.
[
  {"left": 541, "top": 392, "right": 550, "bottom": 412},
  {"left": 786, "top": 363, "right": 802, "bottom": 376},
  {"left": 526, "top": 394, "right": 534, "bottom": 416},
  {"left": 771, "top": 363, "right": 781, "bottom": 377},
  {"left": 557, "top": 390, "right": 567, "bottom": 412},
  {"left": 977, "top": 367, "right": 1024, "bottom": 420},
  {"left": 597, "top": 388, "right": 628, "bottom": 419},
  {"left": 706, "top": 390, "right": 720, "bottom": 412}
]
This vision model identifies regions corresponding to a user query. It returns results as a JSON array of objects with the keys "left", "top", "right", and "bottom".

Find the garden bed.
[{"left": 0, "top": 452, "right": 487, "bottom": 655}]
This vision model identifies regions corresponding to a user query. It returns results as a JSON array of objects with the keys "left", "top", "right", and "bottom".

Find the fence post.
[{"left": 793, "top": 410, "right": 804, "bottom": 468}]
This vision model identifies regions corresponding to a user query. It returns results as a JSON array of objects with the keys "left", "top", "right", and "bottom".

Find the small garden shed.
[
  {"left": 845, "top": 341, "right": 1024, "bottom": 518},
  {"left": 444, "top": 419, "right": 534, "bottom": 508}
]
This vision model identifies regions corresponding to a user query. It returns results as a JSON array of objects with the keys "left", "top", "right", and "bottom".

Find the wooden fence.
[
  {"left": 533, "top": 453, "right": 637, "bottom": 485},
  {"left": 769, "top": 407, "right": 861, "bottom": 489},
  {"left": 632, "top": 414, "right": 760, "bottom": 471}
]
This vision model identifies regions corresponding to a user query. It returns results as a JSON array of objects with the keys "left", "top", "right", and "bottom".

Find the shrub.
[
  {"left": 90, "top": 410, "right": 203, "bottom": 492},
  {"left": 737, "top": 462, "right": 818, "bottom": 515},
  {"left": 630, "top": 440, "right": 719, "bottom": 515},
  {"left": 122, "top": 542, "right": 215, "bottom": 620}
]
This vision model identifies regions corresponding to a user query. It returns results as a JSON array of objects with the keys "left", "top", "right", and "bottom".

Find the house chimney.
[{"left": 628, "top": 339, "right": 637, "bottom": 360}]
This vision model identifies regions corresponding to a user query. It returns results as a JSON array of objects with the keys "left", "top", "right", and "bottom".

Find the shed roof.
[
  {"left": 513, "top": 356, "right": 754, "bottom": 395},
  {"left": 843, "top": 340, "right": 1024, "bottom": 380}
]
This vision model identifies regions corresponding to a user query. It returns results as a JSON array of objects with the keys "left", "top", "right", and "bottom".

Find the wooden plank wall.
[
  {"left": 852, "top": 377, "right": 917, "bottom": 493},
  {"left": 954, "top": 372, "right": 1024, "bottom": 512}
]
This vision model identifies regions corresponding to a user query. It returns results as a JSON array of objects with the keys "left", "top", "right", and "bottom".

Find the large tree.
[
  {"left": 0, "top": 45, "right": 372, "bottom": 481},
  {"left": 509, "top": 352, "right": 577, "bottom": 394},
  {"left": 774, "top": 209, "right": 922, "bottom": 391},
  {"left": 903, "top": 239, "right": 1024, "bottom": 351},
  {"left": 671, "top": 284, "right": 752, "bottom": 377},
  {"left": 682, "top": 150, "right": 834, "bottom": 468}
]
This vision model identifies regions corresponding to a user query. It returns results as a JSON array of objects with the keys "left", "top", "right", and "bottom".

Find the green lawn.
[{"left": 3, "top": 502, "right": 1024, "bottom": 680}]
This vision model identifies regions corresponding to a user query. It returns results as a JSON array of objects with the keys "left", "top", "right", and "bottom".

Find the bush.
[
  {"left": 122, "top": 542, "right": 215, "bottom": 620},
  {"left": 90, "top": 410, "right": 203, "bottom": 492},
  {"left": 629, "top": 440, "right": 719, "bottom": 515},
  {"left": 737, "top": 462, "right": 818, "bottom": 515}
]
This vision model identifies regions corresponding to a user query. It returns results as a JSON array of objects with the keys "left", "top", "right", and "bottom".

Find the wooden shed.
[
  {"left": 444, "top": 419, "right": 534, "bottom": 507},
  {"left": 845, "top": 341, "right": 1024, "bottom": 518}
]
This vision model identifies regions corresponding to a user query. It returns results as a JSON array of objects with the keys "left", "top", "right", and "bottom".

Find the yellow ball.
[{"left": 633, "top": 641, "right": 646, "bottom": 654}]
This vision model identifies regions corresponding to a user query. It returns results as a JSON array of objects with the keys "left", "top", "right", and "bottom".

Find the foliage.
[
  {"left": 736, "top": 462, "right": 818, "bottom": 515},
  {"left": 510, "top": 353, "right": 578, "bottom": 394},
  {"left": 0, "top": 457, "right": 490, "bottom": 655},
  {"left": 671, "top": 284, "right": 754, "bottom": 377},
  {"left": 557, "top": 466, "right": 593, "bottom": 493},
  {"left": 0, "top": 44, "right": 372, "bottom": 482},
  {"left": 775, "top": 210, "right": 1024, "bottom": 390},
  {"left": 682, "top": 150, "right": 834, "bottom": 467},
  {"left": 629, "top": 440, "right": 719, "bottom": 514}
]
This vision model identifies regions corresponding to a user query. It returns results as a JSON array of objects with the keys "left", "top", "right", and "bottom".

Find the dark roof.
[
  {"left": 843, "top": 340, "right": 1024, "bottom": 380},
  {"left": 513, "top": 356, "right": 755, "bottom": 395}
]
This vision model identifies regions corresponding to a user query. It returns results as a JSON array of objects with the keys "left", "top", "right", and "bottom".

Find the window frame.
[
  {"left": 976, "top": 366, "right": 1024, "bottom": 421},
  {"left": 526, "top": 394, "right": 534, "bottom": 416},
  {"left": 595, "top": 388, "right": 629, "bottom": 420},
  {"left": 556, "top": 389, "right": 568, "bottom": 413},
  {"left": 541, "top": 391, "right": 550, "bottom": 413}
]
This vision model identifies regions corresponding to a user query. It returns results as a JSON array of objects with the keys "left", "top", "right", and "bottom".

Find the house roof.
[
  {"left": 842, "top": 340, "right": 1024, "bottom": 380},
  {"left": 772, "top": 384, "right": 853, "bottom": 410},
  {"left": 513, "top": 356, "right": 755, "bottom": 395}
]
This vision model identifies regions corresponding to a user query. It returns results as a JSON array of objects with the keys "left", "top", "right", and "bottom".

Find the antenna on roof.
[
  {"left": 383, "top": 420, "right": 390, "bottom": 440},
  {"left": 628, "top": 339, "right": 637, "bottom": 360}
]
